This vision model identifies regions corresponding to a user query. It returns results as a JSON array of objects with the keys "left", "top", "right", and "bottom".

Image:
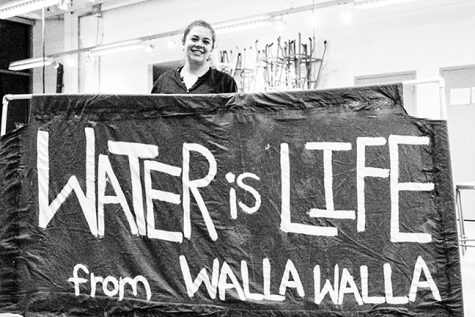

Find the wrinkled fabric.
[{"left": 0, "top": 84, "right": 462, "bottom": 316}]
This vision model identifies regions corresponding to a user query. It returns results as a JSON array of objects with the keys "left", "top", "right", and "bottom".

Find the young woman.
[{"left": 151, "top": 20, "right": 238, "bottom": 94}]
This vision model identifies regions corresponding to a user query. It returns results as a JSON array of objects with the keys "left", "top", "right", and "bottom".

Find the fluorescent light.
[
  {"left": 0, "top": 0, "right": 62, "bottom": 19},
  {"left": 8, "top": 57, "right": 55, "bottom": 70},
  {"left": 88, "top": 39, "right": 145, "bottom": 56},
  {"left": 215, "top": 16, "right": 273, "bottom": 34},
  {"left": 215, "top": 15, "right": 270, "bottom": 28},
  {"left": 354, "top": 0, "right": 416, "bottom": 8}
]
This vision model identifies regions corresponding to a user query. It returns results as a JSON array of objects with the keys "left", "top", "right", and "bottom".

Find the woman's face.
[{"left": 183, "top": 26, "right": 214, "bottom": 65}]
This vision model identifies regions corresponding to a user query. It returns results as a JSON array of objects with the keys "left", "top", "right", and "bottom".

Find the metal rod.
[
  {"left": 42, "top": 6, "right": 46, "bottom": 94},
  {"left": 1, "top": 94, "right": 33, "bottom": 137},
  {"left": 405, "top": 77, "right": 447, "bottom": 120},
  {"left": 383, "top": 77, "right": 447, "bottom": 120},
  {"left": 0, "top": 76, "right": 448, "bottom": 136}
]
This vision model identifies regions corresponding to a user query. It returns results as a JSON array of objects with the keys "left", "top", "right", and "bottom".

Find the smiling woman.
[{"left": 151, "top": 20, "right": 238, "bottom": 94}]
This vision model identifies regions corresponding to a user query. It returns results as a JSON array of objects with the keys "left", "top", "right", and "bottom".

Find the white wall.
[
  {"left": 30, "top": 0, "right": 475, "bottom": 115},
  {"left": 35, "top": 0, "right": 475, "bottom": 93},
  {"left": 33, "top": 0, "right": 475, "bottom": 112}
]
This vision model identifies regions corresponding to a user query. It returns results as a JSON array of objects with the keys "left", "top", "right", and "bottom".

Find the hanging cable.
[
  {"left": 41, "top": 5, "right": 46, "bottom": 94},
  {"left": 95, "top": 7, "right": 103, "bottom": 92}
]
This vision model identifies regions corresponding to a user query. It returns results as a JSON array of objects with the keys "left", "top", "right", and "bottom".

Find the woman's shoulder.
[
  {"left": 208, "top": 68, "right": 238, "bottom": 93},
  {"left": 210, "top": 68, "right": 235, "bottom": 81}
]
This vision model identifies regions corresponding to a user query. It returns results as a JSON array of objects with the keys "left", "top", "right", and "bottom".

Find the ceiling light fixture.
[
  {"left": 0, "top": 0, "right": 64, "bottom": 19},
  {"left": 354, "top": 0, "right": 416, "bottom": 9},
  {"left": 8, "top": 57, "right": 56, "bottom": 70},
  {"left": 215, "top": 16, "right": 273, "bottom": 34},
  {"left": 88, "top": 39, "right": 146, "bottom": 56}
]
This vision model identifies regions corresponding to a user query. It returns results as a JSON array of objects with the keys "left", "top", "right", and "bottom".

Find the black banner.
[{"left": 0, "top": 85, "right": 463, "bottom": 316}]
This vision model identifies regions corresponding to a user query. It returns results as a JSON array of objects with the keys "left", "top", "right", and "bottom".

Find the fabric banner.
[{"left": 0, "top": 85, "right": 463, "bottom": 316}]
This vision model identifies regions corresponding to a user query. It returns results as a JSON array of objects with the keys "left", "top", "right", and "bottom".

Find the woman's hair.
[{"left": 182, "top": 20, "right": 216, "bottom": 48}]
